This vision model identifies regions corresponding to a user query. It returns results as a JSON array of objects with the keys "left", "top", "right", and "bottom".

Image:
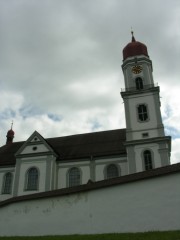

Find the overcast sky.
[{"left": 0, "top": 0, "right": 180, "bottom": 163}]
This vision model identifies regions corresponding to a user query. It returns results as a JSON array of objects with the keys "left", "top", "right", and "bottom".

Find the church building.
[{"left": 0, "top": 33, "right": 171, "bottom": 202}]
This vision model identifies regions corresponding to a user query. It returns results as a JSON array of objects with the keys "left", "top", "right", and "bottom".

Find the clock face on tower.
[{"left": 132, "top": 65, "right": 142, "bottom": 74}]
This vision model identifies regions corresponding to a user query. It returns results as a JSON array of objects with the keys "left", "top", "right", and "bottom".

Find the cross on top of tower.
[
  {"left": 131, "top": 28, "right": 136, "bottom": 42},
  {"left": 11, "top": 120, "right": 13, "bottom": 130}
]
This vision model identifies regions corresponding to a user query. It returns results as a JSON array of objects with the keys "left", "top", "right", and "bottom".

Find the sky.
[{"left": 0, "top": 0, "right": 180, "bottom": 164}]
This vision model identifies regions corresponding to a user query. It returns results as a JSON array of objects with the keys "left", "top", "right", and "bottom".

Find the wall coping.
[{"left": 0, "top": 162, "right": 180, "bottom": 208}]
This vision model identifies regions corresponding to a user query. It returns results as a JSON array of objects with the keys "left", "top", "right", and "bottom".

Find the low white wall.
[{"left": 0, "top": 172, "right": 180, "bottom": 236}]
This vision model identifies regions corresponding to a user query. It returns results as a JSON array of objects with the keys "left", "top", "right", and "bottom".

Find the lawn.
[{"left": 0, "top": 231, "right": 180, "bottom": 240}]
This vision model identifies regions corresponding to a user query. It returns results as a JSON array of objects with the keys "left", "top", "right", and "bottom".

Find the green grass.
[{"left": 0, "top": 231, "right": 180, "bottom": 240}]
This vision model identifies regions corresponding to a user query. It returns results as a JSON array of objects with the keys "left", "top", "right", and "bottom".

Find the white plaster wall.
[
  {"left": 123, "top": 56, "right": 153, "bottom": 89},
  {"left": 132, "top": 129, "right": 162, "bottom": 140},
  {"left": 95, "top": 165, "right": 104, "bottom": 181},
  {"left": 128, "top": 70, "right": 144, "bottom": 89},
  {"left": 58, "top": 158, "right": 128, "bottom": 188},
  {"left": 120, "top": 161, "right": 128, "bottom": 175},
  {"left": 21, "top": 144, "right": 49, "bottom": 154},
  {"left": 48, "top": 157, "right": 57, "bottom": 191},
  {"left": 142, "top": 63, "right": 153, "bottom": 85},
  {"left": 135, "top": 143, "right": 161, "bottom": 172},
  {"left": 31, "top": 137, "right": 41, "bottom": 142},
  {"left": 0, "top": 193, "right": 13, "bottom": 202},
  {"left": 58, "top": 167, "right": 68, "bottom": 188},
  {"left": 0, "top": 172, "right": 179, "bottom": 236},
  {"left": 128, "top": 93, "right": 158, "bottom": 131},
  {"left": 81, "top": 166, "right": 91, "bottom": 184},
  {"left": 17, "top": 158, "right": 47, "bottom": 196},
  {"left": 57, "top": 161, "right": 90, "bottom": 188},
  {"left": 95, "top": 157, "right": 128, "bottom": 181}
]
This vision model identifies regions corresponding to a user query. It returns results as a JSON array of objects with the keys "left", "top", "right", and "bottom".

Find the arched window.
[
  {"left": 137, "top": 104, "right": 148, "bottom": 121},
  {"left": 144, "top": 150, "right": 153, "bottom": 170},
  {"left": 2, "top": 172, "right": 13, "bottom": 194},
  {"left": 136, "top": 77, "right": 143, "bottom": 90},
  {"left": 26, "top": 167, "right": 39, "bottom": 190},
  {"left": 106, "top": 164, "right": 119, "bottom": 179},
  {"left": 68, "top": 167, "right": 81, "bottom": 187}
]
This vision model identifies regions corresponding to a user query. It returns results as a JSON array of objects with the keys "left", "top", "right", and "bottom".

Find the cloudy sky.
[{"left": 0, "top": 0, "right": 180, "bottom": 163}]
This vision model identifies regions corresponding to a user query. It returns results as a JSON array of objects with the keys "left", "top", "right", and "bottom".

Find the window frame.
[
  {"left": 104, "top": 164, "right": 120, "bottom": 179},
  {"left": 142, "top": 132, "right": 149, "bottom": 138},
  {"left": 143, "top": 150, "right": 154, "bottom": 171},
  {"left": 135, "top": 77, "right": 144, "bottom": 90},
  {"left": 67, "top": 167, "right": 82, "bottom": 188},
  {"left": 25, "top": 167, "right": 39, "bottom": 191},
  {"left": 137, "top": 104, "right": 149, "bottom": 122},
  {"left": 2, "top": 172, "right": 13, "bottom": 194}
]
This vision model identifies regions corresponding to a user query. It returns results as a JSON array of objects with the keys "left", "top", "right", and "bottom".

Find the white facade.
[
  {"left": 57, "top": 156, "right": 128, "bottom": 189},
  {"left": 0, "top": 136, "right": 128, "bottom": 201}
]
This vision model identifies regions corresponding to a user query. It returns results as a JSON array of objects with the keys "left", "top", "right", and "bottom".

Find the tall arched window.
[
  {"left": 2, "top": 172, "right": 13, "bottom": 194},
  {"left": 68, "top": 167, "right": 81, "bottom": 187},
  {"left": 136, "top": 77, "right": 143, "bottom": 90},
  {"left": 106, "top": 164, "right": 119, "bottom": 179},
  {"left": 137, "top": 104, "right": 148, "bottom": 122},
  {"left": 26, "top": 167, "right": 39, "bottom": 190},
  {"left": 144, "top": 150, "right": 153, "bottom": 170}
]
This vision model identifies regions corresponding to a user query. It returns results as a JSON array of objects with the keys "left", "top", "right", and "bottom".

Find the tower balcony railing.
[{"left": 121, "top": 83, "right": 158, "bottom": 92}]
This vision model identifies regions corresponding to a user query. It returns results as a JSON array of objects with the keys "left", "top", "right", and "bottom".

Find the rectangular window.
[
  {"left": 144, "top": 151, "right": 153, "bottom": 170},
  {"left": 68, "top": 168, "right": 81, "bottom": 187},
  {"left": 138, "top": 104, "right": 148, "bottom": 121},
  {"left": 136, "top": 77, "right": 143, "bottom": 90},
  {"left": 2, "top": 173, "right": 13, "bottom": 194},
  {"left": 26, "top": 168, "right": 38, "bottom": 191},
  {"left": 142, "top": 132, "right": 149, "bottom": 138}
]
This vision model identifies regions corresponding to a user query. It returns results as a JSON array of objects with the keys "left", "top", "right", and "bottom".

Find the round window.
[{"left": 32, "top": 146, "right": 37, "bottom": 151}]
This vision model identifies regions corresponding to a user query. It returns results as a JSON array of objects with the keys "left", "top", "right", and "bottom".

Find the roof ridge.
[{"left": 46, "top": 128, "right": 126, "bottom": 141}]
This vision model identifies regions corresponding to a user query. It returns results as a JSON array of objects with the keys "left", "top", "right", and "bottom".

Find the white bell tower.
[{"left": 121, "top": 32, "right": 171, "bottom": 174}]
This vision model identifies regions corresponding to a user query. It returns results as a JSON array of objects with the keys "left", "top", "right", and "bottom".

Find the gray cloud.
[{"left": 0, "top": 0, "right": 180, "bottom": 162}]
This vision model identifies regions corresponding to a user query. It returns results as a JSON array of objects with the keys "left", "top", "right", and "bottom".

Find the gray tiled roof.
[{"left": 0, "top": 128, "right": 126, "bottom": 166}]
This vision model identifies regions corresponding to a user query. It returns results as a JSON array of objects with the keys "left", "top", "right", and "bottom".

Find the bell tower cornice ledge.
[
  {"left": 124, "top": 136, "right": 171, "bottom": 148},
  {"left": 121, "top": 85, "right": 159, "bottom": 97},
  {"left": 122, "top": 56, "right": 152, "bottom": 68}
]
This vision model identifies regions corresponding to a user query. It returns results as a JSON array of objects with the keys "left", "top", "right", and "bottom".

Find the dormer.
[
  {"left": 15, "top": 131, "right": 57, "bottom": 158},
  {"left": 13, "top": 131, "right": 58, "bottom": 197}
]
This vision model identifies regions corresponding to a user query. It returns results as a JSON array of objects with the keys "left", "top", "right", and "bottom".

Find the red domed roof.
[
  {"left": 6, "top": 122, "right": 15, "bottom": 144},
  {"left": 123, "top": 34, "right": 148, "bottom": 60},
  {"left": 7, "top": 129, "right": 15, "bottom": 136}
]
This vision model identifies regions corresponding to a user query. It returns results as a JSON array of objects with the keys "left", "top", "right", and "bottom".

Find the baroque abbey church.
[{"left": 0, "top": 33, "right": 172, "bottom": 202}]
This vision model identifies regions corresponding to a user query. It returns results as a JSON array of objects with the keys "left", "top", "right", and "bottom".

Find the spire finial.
[
  {"left": 11, "top": 120, "right": 13, "bottom": 130},
  {"left": 131, "top": 27, "right": 136, "bottom": 42}
]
